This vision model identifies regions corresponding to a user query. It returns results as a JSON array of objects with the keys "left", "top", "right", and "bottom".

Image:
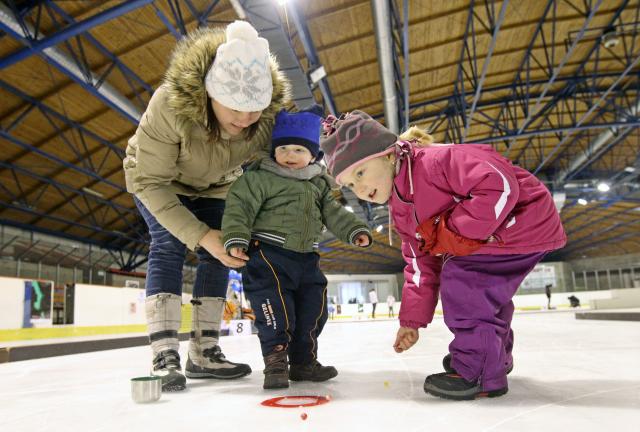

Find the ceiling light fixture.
[{"left": 602, "top": 26, "right": 620, "bottom": 49}]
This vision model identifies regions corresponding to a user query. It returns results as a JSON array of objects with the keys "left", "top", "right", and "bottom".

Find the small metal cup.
[{"left": 131, "top": 376, "right": 161, "bottom": 403}]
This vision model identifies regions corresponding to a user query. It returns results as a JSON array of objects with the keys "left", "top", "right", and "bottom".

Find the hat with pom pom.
[
  {"left": 205, "top": 21, "right": 273, "bottom": 111},
  {"left": 320, "top": 111, "right": 398, "bottom": 184}
]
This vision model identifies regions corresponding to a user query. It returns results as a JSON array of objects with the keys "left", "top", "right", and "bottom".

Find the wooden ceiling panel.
[
  {"left": 307, "top": 2, "right": 373, "bottom": 49},
  {"left": 1, "top": 0, "right": 638, "bottom": 270}
]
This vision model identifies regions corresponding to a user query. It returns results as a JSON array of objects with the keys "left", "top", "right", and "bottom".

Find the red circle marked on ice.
[
  {"left": 300, "top": 413, "right": 308, "bottom": 420},
  {"left": 261, "top": 395, "right": 330, "bottom": 408}
]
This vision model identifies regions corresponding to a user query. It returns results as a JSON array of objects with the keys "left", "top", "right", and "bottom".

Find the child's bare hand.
[
  {"left": 229, "top": 247, "right": 249, "bottom": 261},
  {"left": 393, "top": 327, "right": 419, "bottom": 353},
  {"left": 354, "top": 233, "right": 371, "bottom": 247}
]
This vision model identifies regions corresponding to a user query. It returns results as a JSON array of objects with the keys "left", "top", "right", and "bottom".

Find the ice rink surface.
[{"left": 1, "top": 310, "right": 639, "bottom": 432}]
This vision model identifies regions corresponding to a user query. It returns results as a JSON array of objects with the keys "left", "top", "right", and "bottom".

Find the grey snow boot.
[
  {"left": 263, "top": 346, "right": 289, "bottom": 389},
  {"left": 185, "top": 297, "right": 251, "bottom": 379},
  {"left": 145, "top": 293, "right": 186, "bottom": 392}
]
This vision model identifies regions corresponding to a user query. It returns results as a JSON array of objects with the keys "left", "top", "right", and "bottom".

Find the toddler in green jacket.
[{"left": 221, "top": 108, "right": 372, "bottom": 389}]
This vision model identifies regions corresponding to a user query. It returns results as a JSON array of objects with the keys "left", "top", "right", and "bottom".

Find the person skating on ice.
[
  {"left": 123, "top": 21, "right": 291, "bottom": 391},
  {"left": 320, "top": 111, "right": 566, "bottom": 400},
  {"left": 222, "top": 108, "right": 372, "bottom": 389}
]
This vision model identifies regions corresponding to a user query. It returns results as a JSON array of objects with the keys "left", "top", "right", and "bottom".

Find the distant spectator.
[
  {"left": 545, "top": 284, "right": 553, "bottom": 309},
  {"left": 369, "top": 288, "right": 379, "bottom": 319},
  {"left": 387, "top": 294, "right": 396, "bottom": 318}
]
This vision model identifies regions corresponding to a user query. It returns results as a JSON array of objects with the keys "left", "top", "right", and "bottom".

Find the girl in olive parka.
[
  {"left": 123, "top": 21, "right": 290, "bottom": 391},
  {"left": 221, "top": 109, "right": 372, "bottom": 389}
]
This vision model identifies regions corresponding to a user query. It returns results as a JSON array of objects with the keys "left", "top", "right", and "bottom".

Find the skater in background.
[
  {"left": 320, "top": 110, "right": 566, "bottom": 400},
  {"left": 369, "top": 288, "right": 379, "bottom": 319},
  {"left": 123, "top": 21, "right": 290, "bottom": 391},
  {"left": 387, "top": 294, "right": 396, "bottom": 318},
  {"left": 222, "top": 108, "right": 372, "bottom": 389},
  {"left": 545, "top": 284, "right": 553, "bottom": 309}
]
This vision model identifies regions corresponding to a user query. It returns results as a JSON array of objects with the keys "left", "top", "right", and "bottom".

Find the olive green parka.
[{"left": 222, "top": 158, "right": 372, "bottom": 253}]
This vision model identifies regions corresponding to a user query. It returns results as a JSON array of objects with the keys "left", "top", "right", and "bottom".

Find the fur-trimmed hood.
[{"left": 163, "top": 27, "right": 291, "bottom": 132}]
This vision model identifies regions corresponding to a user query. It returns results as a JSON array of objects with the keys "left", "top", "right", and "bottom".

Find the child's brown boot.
[{"left": 263, "top": 346, "right": 289, "bottom": 389}]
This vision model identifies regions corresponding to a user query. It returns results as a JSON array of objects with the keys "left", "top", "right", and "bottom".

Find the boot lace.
[
  {"left": 202, "top": 345, "right": 226, "bottom": 362},
  {"left": 264, "top": 350, "right": 288, "bottom": 374}
]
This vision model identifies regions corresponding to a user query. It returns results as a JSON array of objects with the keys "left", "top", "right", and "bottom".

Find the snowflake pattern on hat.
[{"left": 205, "top": 21, "right": 273, "bottom": 111}]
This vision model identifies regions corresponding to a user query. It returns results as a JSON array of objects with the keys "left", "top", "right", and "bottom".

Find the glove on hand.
[{"left": 416, "top": 212, "right": 485, "bottom": 256}]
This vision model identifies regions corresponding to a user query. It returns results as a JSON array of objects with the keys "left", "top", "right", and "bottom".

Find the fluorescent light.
[
  {"left": 229, "top": 0, "right": 246, "bottom": 18},
  {"left": 82, "top": 187, "right": 104, "bottom": 198},
  {"left": 624, "top": 166, "right": 636, "bottom": 173},
  {"left": 309, "top": 66, "right": 327, "bottom": 84},
  {"left": 345, "top": 206, "right": 354, "bottom": 213},
  {"left": 577, "top": 198, "right": 588, "bottom": 206},
  {"left": 597, "top": 182, "right": 610, "bottom": 192},
  {"left": 277, "top": 0, "right": 288, "bottom": 6},
  {"left": 375, "top": 225, "right": 384, "bottom": 232}
]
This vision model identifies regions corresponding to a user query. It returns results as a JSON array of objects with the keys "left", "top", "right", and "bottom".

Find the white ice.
[{"left": 1, "top": 311, "right": 639, "bottom": 432}]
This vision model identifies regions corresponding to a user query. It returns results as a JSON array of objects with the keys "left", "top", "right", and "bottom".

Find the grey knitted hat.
[{"left": 320, "top": 111, "right": 398, "bottom": 184}]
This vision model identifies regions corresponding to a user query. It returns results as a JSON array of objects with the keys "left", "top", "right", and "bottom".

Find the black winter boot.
[
  {"left": 442, "top": 353, "right": 513, "bottom": 375},
  {"left": 423, "top": 372, "right": 508, "bottom": 400},
  {"left": 263, "top": 347, "right": 289, "bottom": 389},
  {"left": 289, "top": 360, "right": 338, "bottom": 382}
]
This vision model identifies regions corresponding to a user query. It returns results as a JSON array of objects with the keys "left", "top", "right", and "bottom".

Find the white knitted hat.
[{"left": 205, "top": 21, "right": 273, "bottom": 112}]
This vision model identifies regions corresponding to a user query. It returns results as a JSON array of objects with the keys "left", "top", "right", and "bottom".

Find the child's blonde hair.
[{"left": 398, "top": 126, "right": 434, "bottom": 147}]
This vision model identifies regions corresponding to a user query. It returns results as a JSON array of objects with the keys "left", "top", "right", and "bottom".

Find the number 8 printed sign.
[{"left": 228, "top": 319, "right": 252, "bottom": 336}]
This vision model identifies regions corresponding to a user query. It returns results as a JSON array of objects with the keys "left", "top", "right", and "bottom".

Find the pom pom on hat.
[
  {"left": 225, "top": 20, "right": 259, "bottom": 41},
  {"left": 205, "top": 21, "right": 273, "bottom": 112}
]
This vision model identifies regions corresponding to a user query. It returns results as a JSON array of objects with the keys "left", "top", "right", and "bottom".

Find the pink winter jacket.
[{"left": 388, "top": 142, "right": 566, "bottom": 329}]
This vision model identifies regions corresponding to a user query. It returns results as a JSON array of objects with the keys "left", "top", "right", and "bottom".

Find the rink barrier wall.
[
  {"left": 576, "top": 311, "right": 640, "bottom": 321},
  {"left": 588, "top": 288, "right": 640, "bottom": 309},
  {"left": 0, "top": 282, "right": 622, "bottom": 333},
  {"left": 1, "top": 275, "right": 635, "bottom": 363},
  {"left": 0, "top": 332, "right": 191, "bottom": 363}
]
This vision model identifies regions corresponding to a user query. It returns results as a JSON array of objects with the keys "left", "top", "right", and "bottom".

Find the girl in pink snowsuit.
[{"left": 319, "top": 111, "right": 566, "bottom": 400}]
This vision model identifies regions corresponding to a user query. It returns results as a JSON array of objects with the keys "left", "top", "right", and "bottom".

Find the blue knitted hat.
[{"left": 271, "top": 108, "right": 323, "bottom": 159}]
